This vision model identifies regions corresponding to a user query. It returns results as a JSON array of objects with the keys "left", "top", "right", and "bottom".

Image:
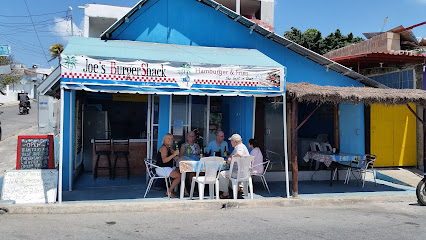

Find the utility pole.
[
  {"left": 69, "top": 6, "right": 73, "bottom": 36},
  {"left": 236, "top": 0, "right": 240, "bottom": 15}
]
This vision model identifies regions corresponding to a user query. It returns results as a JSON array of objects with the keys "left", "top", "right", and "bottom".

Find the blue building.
[{"left": 46, "top": 0, "right": 385, "bottom": 201}]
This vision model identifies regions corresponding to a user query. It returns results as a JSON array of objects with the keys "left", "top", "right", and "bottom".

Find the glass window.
[
  {"left": 172, "top": 96, "right": 189, "bottom": 144},
  {"left": 191, "top": 96, "right": 208, "bottom": 147}
]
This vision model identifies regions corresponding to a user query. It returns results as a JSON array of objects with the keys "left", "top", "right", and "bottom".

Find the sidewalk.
[
  {"left": 376, "top": 167, "right": 424, "bottom": 187},
  {"left": 0, "top": 193, "right": 416, "bottom": 214},
  {"left": 0, "top": 174, "right": 417, "bottom": 214}
]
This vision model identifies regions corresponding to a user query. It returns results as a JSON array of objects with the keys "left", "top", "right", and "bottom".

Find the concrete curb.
[{"left": 0, "top": 194, "right": 416, "bottom": 215}]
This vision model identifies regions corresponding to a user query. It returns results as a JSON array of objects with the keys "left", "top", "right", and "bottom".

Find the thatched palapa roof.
[{"left": 286, "top": 82, "right": 426, "bottom": 106}]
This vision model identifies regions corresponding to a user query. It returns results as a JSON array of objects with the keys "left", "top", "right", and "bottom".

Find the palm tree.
[{"left": 48, "top": 43, "right": 64, "bottom": 65}]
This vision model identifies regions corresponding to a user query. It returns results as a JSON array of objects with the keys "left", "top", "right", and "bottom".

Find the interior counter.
[{"left": 92, "top": 139, "right": 147, "bottom": 178}]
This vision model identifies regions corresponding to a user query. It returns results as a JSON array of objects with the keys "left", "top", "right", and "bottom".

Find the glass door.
[
  {"left": 256, "top": 97, "right": 285, "bottom": 171},
  {"left": 171, "top": 95, "right": 208, "bottom": 148},
  {"left": 147, "top": 95, "right": 159, "bottom": 160}
]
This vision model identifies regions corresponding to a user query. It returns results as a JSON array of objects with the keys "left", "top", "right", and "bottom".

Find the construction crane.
[
  {"left": 378, "top": 16, "right": 388, "bottom": 32},
  {"left": 394, "top": 21, "right": 426, "bottom": 33}
]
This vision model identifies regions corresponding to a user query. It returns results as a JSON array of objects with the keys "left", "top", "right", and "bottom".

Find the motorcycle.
[
  {"left": 416, "top": 176, "right": 426, "bottom": 206},
  {"left": 19, "top": 102, "right": 29, "bottom": 115}
]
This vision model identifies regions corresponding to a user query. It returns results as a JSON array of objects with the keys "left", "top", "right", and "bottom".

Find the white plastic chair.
[
  {"left": 309, "top": 141, "right": 322, "bottom": 170},
  {"left": 320, "top": 143, "right": 333, "bottom": 152},
  {"left": 310, "top": 142, "right": 322, "bottom": 151},
  {"left": 229, "top": 156, "right": 255, "bottom": 199},
  {"left": 265, "top": 150, "right": 284, "bottom": 170},
  {"left": 144, "top": 159, "right": 170, "bottom": 198},
  {"left": 344, "top": 154, "right": 377, "bottom": 188},
  {"left": 251, "top": 160, "right": 271, "bottom": 194},
  {"left": 189, "top": 156, "right": 224, "bottom": 200}
]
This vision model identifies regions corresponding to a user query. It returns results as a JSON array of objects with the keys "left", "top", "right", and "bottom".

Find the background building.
[{"left": 324, "top": 25, "right": 426, "bottom": 168}]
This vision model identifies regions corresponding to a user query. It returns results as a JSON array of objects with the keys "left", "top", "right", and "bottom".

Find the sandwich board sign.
[{"left": 1, "top": 169, "right": 58, "bottom": 204}]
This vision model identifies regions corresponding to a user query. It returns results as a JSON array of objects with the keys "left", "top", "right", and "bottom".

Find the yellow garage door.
[{"left": 371, "top": 103, "right": 417, "bottom": 167}]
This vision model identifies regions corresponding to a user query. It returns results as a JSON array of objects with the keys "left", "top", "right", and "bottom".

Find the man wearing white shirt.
[{"left": 218, "top": 134, "right": 250, "bottom": 199}]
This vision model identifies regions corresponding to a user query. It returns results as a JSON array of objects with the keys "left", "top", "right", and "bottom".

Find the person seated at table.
[
  {"left": 248, "top": 138, "right": 264, "bottom": 174},
  {"left": 157, "top": 133, "right": 188, "bottom": 198},
  {"left": 218, "top": 134, "right": 250, "bottom": 199},
  {"left": 205, "top": 130, "right": 229, "bottom": 157},
  {"left": 179, "top": 131, "right": 200, "bottom": 158},
  {"left": 179, "top": 131, "right": 201, "bottom": 191}
]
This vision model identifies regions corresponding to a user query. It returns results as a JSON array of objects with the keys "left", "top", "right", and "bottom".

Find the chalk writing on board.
[
  {"left": 1, "top": 170, "right": 58, "bottom": 204},
  {"left": 17, "top": 136, "right": 53, "bottom": 169}
]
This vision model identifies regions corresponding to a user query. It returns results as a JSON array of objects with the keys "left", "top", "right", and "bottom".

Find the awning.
[
  {"left": 59, "top": 37, "right": 285, "bottom": 97},
  {"left": 287, "top": 82, "right": 426, "bottom": 106}
]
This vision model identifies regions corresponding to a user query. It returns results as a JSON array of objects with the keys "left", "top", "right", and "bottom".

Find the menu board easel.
[{"left": 16, "top": 135, "right": 54, "bottom": 170}]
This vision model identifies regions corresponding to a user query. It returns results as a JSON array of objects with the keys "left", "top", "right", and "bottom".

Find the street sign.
[
  {"left": 38, "top": 95, "right": 54, "bottom": 133},
  {"left": 0, "top": 45, "right": 11, "bottom": 56}
]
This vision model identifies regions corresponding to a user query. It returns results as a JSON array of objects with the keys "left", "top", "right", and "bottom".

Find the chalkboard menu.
[{"left": 16, "top": 135, "right": 54, "bottom": 170}]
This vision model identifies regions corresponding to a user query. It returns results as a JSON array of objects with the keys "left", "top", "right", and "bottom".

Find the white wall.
[
  {"left": 80, "top": 4, "right": 131, "bottom": 38},
  {"left": 0, "top": 83, "right": 35, "bottom": 104}
]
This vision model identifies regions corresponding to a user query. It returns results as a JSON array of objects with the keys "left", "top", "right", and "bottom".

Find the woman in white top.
[{"left": 248, "top": 139, "right": 264, "bottom": 174}]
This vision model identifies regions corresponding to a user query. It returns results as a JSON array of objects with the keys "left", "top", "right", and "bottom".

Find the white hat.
[{"left": 228, "top": 134, "right": 242, "bottom": 142}]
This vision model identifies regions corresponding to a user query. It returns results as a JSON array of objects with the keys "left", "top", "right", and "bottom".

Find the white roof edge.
[{"left": 38, "top": 66, "right": 61, "bottom": 96}]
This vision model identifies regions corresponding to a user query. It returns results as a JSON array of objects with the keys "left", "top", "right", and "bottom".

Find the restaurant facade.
[{"left": 52, "top": 0, "right": 386, "bottom": 201}]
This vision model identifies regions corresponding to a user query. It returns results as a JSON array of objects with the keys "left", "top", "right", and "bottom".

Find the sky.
[{"left": 0, "top": 0, "right": 425, "bottom": 69}]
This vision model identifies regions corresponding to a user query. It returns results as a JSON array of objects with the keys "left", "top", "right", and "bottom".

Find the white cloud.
[
  {"left": 49, "top": 17, "right": 82, "bottom": 41},
  {"left": 415, "top": 0, "right": 426, "bottom": 3}
]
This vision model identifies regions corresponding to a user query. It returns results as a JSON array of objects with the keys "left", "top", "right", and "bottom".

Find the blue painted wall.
[
  {"left": 111, "top": 0, "right": 364, "bottom": 88},
  {"left": 339, "top": 102, "right": 365, "bottom": 154},
  {"left": 221, "top": 96, "right": 253, "bottom": 151},
  {"left": 62, "top": 89, "right": 75, "bottom": 191},
  {"left": 59, "top": 0, "right": 366, "bottom": 186},
  {"left": 241, "top": 97, "right": 254, "bottom": 144},
  {"left": 108, "top": 0, "right": 365, "bottom": 158}
]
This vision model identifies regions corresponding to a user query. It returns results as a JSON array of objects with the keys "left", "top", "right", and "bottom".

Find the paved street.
[
  {"left": 0, "top": 197, "right": 425, "bottom": 240},
  {"left": 0, "top": 102, "right": 38, "bottom": 178},
  {"left": 0, "top": 101, "right": 38, "bottom": 140}
]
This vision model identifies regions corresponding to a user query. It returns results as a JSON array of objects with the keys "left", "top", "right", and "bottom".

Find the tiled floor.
[{"left": 61, "top": 172, "right": 415, "bottom": 202}]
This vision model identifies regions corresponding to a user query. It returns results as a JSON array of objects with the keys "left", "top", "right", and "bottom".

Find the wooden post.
[
  {"left": 406, "top": 104, "right": 426, "bottom": 174},
  {"left": 334, "top": 104, "right": 340, "bottom": 149},
  {"left": 291, "top": 99, "right": 298, "bottom": 197}
]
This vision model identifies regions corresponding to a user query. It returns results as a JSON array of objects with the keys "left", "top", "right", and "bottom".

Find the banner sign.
[
  {"left": 61, "top": 55, "right": 284, "bottom": 92},
  {"left": 0, "top": 45, "right": 11, "bottom": 56}
]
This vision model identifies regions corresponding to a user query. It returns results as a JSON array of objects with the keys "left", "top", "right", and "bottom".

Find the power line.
[
  {"left": 0, "top": 18, "right": 69, "bottom": 28},
  {"left": 23, "top": 0, "right": 51, "bottom": 68},
  {"left": 0, "top": 17, "right": 69, "bottom": 25},
  {"left": 0, "top": 10, "right": 68, "bottom": 18},
  {"left": 0, "top": 35, "right": 50, "bottom": 53}
]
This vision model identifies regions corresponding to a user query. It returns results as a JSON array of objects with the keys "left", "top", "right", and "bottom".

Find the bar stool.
[
  {"left": 112, "top": 138, "right": 130, "bottom": 179},
  {"left": 94, "top": 139, "right": 112, "bottom": 179}
]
